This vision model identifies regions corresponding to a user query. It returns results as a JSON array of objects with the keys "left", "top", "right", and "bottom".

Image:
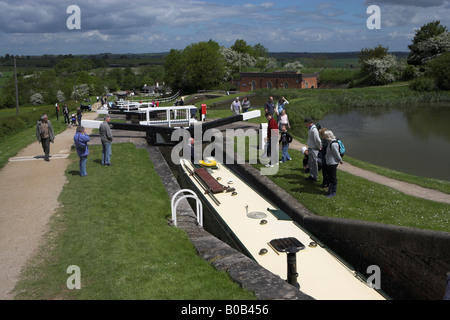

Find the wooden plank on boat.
[{"left": 194, "top": 168, "right": 224, "bottom": 194}]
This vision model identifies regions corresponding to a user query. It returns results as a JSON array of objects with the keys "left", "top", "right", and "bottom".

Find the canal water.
[{"left": 320, "top": 104, "right": 450, "bottom": 181}]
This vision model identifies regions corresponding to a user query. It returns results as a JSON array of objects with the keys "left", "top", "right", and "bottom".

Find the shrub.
[
  {"left": 403, "top": 65, "right": 418, "bottom": 81},
  {"left": 0, "top": 116, "right": 26, "bottom": 138},
  {"left": 30, "top": 93, "right": 44, "bottom": 105},
  {"left": 363, "top": 54, "right": 400, "bottom": 85},
  {"left": 428, "top": 52, "right": 450, "bottom": 90},
  {"left": 409, "top": 77, "right": 436, "bottom": 92},
  {"left": 0, "top": 104, "right": 58, "bottom": 139}
]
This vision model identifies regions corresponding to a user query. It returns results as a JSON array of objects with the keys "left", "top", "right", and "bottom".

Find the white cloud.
[
  {"left": 1, "top": 0, "right": 450, "bottom": 55},
  {"left": 377, "top": 2, "right": 450, "bottom": 29}
]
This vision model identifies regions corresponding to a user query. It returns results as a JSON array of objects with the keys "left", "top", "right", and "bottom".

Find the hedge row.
[{"left": 0, "top": 105, "right": 56, "bottom": 139}]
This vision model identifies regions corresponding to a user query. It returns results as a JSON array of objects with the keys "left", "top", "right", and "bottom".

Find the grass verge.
[
  {"left": 291, "top": 135, "right": 450, "bottom": 195},
  {"left": 12, "top": 143, "right": 255, "bottom": 300},
  {"left": 253, "top": 148, "right": 450, "bottom": 233}
]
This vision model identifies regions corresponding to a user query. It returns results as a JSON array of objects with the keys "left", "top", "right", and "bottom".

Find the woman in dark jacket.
[{"left": 324, "top": 130, "right": 343, "bottom": 198}]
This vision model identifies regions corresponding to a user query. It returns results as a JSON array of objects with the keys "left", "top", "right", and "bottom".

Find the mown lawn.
[
  {"left": 13, "top": 143, "right": 255, "bottom": 300},
  {"left": 253, "top": 149, "right": 450, "bottom": 233}
]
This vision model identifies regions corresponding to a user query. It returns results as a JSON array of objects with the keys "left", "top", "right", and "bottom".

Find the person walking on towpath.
[
  {"left": 76, "top": 107, "right": 82, "bottom": 126},
  {"left": 35, "top": 114, "right": 55, "bottom": 162}
]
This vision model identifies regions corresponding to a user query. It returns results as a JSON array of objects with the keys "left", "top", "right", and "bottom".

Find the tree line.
[
  {"left": 0, "top": 59, "right": 163, "bottom": 109},
  {"left": 2, "top": 20, "right": 450, "bottom": 109}
]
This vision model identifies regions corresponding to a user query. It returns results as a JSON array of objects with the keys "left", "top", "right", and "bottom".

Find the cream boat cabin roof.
[{"left": 179, "top": 158, "right": 386, "bottom": 300}]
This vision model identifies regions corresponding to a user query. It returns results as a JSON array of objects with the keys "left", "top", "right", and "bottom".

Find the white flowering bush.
[
  {"left": 363, "top": 54, "right": 402, "bottom": 85},
  {"left": 71, "top": 83, "right": 91, "bottom": 100},
  {"left": 221, "top": 47, "right": 256, "bottom": 68},
  {"left": 221, "top": 47, "right": 258, "bottom": 79},
  {"left": 30, "top": 92, "right": 44, "bottom": 105},
  {"left": 409, "top": 31, "right": 450, "bottom": 65},
  {"left": 258, "top": 57, "right": 278, "bottom": 71},
  {"left": 284, "top": 61, "right": 304, "bottom": 70},
  {"left": 57, "top": 90, "right": 65, "bottom": 102}
]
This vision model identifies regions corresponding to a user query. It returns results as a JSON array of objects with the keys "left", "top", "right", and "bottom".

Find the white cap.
[{"left": 301, "top": 146, "right": 307, "bottom": 154}]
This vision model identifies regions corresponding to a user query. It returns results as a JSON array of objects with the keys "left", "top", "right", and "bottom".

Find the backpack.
[{"left": 332, "top": 139, "right": 346, "bottom": 157}]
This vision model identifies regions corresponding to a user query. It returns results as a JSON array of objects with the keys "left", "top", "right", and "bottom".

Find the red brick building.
[{"left": 235, "top": 71, "right": 318, "bottom": 92}]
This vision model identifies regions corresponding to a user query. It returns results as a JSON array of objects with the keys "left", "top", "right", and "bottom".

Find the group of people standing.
[
  {"left": 36, "top": 112, "right": 114, "bottom": 177},
  {"left": 73, "top": 115, "right": 114, "bottom": 177},
  {"left": 260, "top": 95, "right": 343, "bottom": 198},
  {"left": 230, "top": 97, "right": 251, "bottom": 115},
  {"left": 264, "top": 96, "right": 292, "bottom": 167},
  {"left": 303, "top": 118, "right": 343, "bottom": 198},
  {"left": 55, "top": 103, "right": 83, "bottom": 126}
]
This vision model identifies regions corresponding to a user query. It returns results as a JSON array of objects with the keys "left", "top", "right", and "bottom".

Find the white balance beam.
[{"left": 81, "top": 120, "right": 102, "bottom": 129}]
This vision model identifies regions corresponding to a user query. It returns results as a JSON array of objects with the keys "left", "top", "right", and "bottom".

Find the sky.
[{"left": 1, "top": 0, "right": 449, "bottom": 56}]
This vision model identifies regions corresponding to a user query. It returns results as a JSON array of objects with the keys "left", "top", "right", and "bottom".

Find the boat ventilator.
[
  {"left": 171, "top": 189, "right": 203, "bottom": 227},
  {"left": 269, "top": 237, "right": 305, "bottom": 289}
]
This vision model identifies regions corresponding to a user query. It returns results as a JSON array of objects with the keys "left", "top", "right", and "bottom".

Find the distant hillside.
[
  {"left": 269, "top": 51, "right": 409, "bottom": 59},
  {"left": 1, "top": 51, "right": 409, "bottom": 70}
]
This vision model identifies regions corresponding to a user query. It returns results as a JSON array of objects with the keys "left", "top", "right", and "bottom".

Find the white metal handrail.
[
  {"left": 140, "top": 106, "right": 197, "bottom": 127},
  {"left": 171, "top": 189, "right": 203, "bottom": 227}
]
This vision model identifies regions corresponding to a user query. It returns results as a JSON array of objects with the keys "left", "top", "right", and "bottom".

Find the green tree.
[
  {"left": 164, "top": 49, "right": 186, "bottom": 92},
  {"left": 231, "top": 39, "right": 253, "bottom": 56},
  {"left": 408, "top": 20, "right": 450, "bottom": 65},
  {"left": 164, "top": 41, "right": 226, "bottom": 92},
  {"left": 231, "top": 40, "right": 268, "bottom": 59},
  {"left": 56, "top": 58, "right": 94, "bottom": 73},
  {"left": 108, "top": 68, "right": 123, "bottom": 89},
  {"left": 428, "top": 51, "right": 450, "bottom": 89},
  {"left": 183, "top": 40, "right": 226, "bottom": 91},
  {"left": 252, "top": 43, "right": 268, "bottom": 58}
]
